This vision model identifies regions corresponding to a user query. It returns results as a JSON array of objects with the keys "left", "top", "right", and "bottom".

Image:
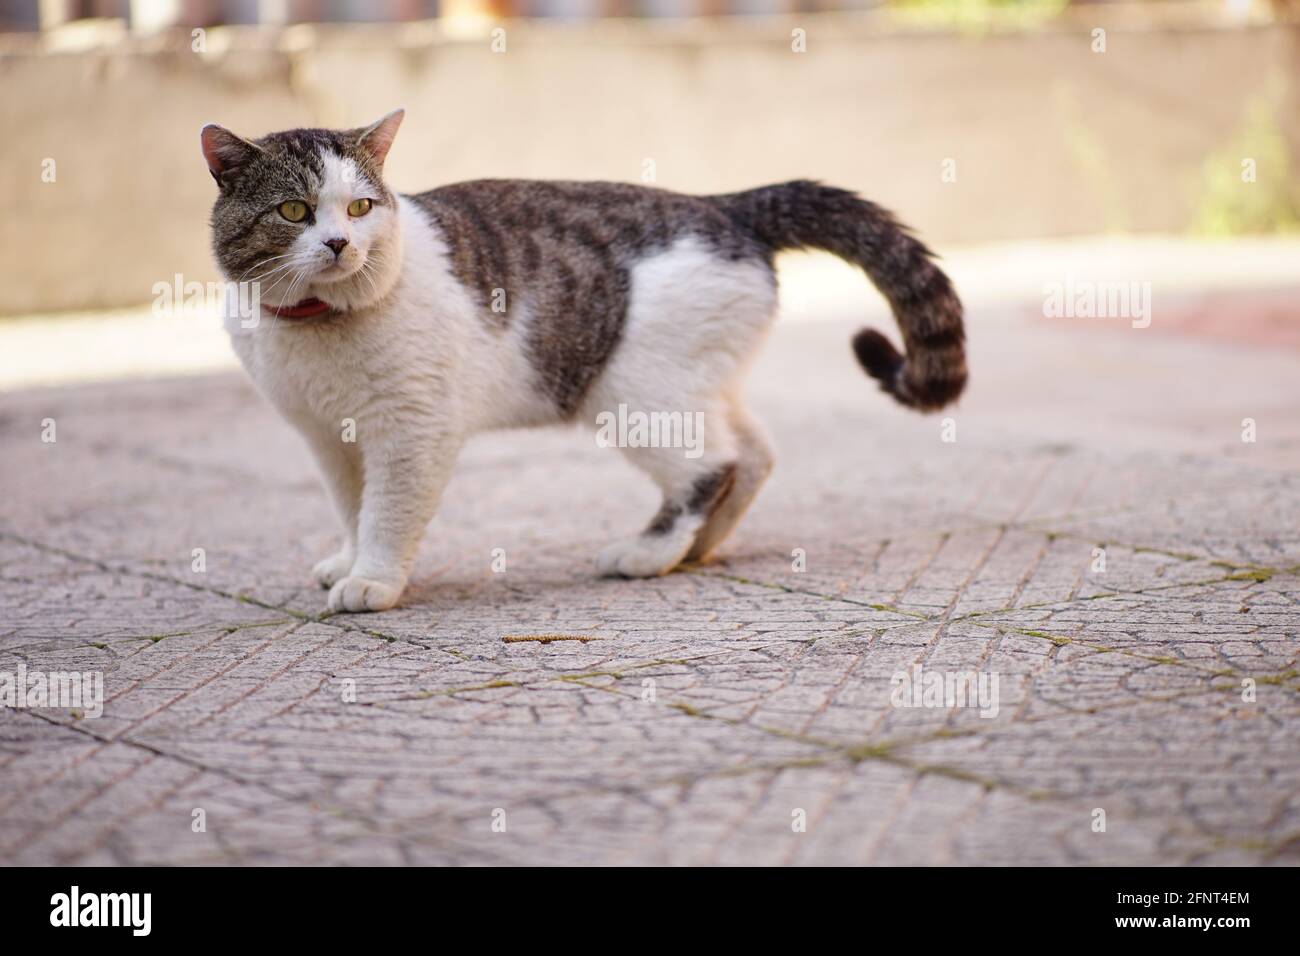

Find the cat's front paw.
[
  {"left": 327, "top": 575, "right": 403, "bottom": 613},
  {"left": 312, "top": 550, "right": 354, "bottom": 589}
]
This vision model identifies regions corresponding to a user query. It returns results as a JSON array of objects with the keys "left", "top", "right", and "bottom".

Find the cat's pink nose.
[{"left": 323, "top": 238, "right": 348, "bottom": 257}]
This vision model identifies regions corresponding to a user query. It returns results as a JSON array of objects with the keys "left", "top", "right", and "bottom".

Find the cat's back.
[{"left": 407, "top": 179, "right": 767, "bottom": 276}]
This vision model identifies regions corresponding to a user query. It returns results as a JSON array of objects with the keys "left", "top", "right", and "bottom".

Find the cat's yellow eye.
[
  {"left": 347, "top": 198, "right": 373, "bottom": 218},
  {"left": 278, "top": 200, "right": 309, "bottom": 223}
]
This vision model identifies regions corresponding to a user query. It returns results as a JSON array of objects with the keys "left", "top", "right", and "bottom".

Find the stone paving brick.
[{"left": 1, "top": 315, "right": 1297, "bottom": 864}]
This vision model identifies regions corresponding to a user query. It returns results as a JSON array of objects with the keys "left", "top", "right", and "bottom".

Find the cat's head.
[{"left": 200, "top": 110, "right": 405, "bottom": 316}]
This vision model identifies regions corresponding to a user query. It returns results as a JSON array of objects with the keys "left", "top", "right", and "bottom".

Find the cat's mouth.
[
  {"left": 314, "top": 258, "right": 361, "bottom": 283},
  {"left": 267, "top": 297, "right": 334, "bottom": 320}
]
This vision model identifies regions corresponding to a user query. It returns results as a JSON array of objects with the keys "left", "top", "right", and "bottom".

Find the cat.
[{"left": 201, "top": 110, "right": 966, "bottom": 613}]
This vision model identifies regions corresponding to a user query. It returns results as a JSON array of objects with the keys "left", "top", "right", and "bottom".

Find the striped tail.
[{"left": 712, "top": 180, "right": 966, "bottom": 411}]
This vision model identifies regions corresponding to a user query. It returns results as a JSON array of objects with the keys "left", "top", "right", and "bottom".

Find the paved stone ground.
[{"left": 2, "top": 294, "right": 1298, "bottom": 865}]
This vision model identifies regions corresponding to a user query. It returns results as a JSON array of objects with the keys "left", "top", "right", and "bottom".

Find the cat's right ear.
[{"left": 200, "top": 125, "right": 261, "bottom": 187}]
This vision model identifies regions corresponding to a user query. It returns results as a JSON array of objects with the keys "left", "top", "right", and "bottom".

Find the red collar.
[{"left": 267, "top": 297, "right": 332, "bottom": 319}]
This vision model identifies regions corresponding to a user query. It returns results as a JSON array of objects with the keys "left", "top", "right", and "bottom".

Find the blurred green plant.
[{"left": 1194, "top": 94, "right": 1300, "bottom": 235}]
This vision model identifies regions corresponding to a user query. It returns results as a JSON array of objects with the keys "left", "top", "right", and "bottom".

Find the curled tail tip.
[
  {"left": 852, "top": 328, "right": 904, "bottom": 382},
  {"left": 852, "top": 327, "right": 967, "bottom": 413}
]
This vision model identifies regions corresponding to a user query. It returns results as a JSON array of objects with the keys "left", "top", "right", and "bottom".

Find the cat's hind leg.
[
  {"left": 686, "top": 399, "right": 774, "bottom": 563},
  {"left": 587, "top": 237, "right": 779, "bottom": 578},
  {"left": 595, "top": 407, "right": 740, "bottom": 579}
]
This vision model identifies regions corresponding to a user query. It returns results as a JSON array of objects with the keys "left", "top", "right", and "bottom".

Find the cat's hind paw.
[
  {"left": 312, "top": 550, "right": 354, "bottom": 589},
  {"left": 327, "top": 575, "right": 403, "bottom": 613},
  {"left": 596, "top": 530, "right": 695, "bottom": 579}
]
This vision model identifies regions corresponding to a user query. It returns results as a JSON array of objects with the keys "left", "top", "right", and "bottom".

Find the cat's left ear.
[{"left": 352, "top": 109, "right": 405, "bottom": 169}]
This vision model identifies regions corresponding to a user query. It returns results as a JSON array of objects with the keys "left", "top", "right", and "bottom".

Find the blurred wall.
[{"left": 1, "top": 11, "right": 1297, "bottom": 314}]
